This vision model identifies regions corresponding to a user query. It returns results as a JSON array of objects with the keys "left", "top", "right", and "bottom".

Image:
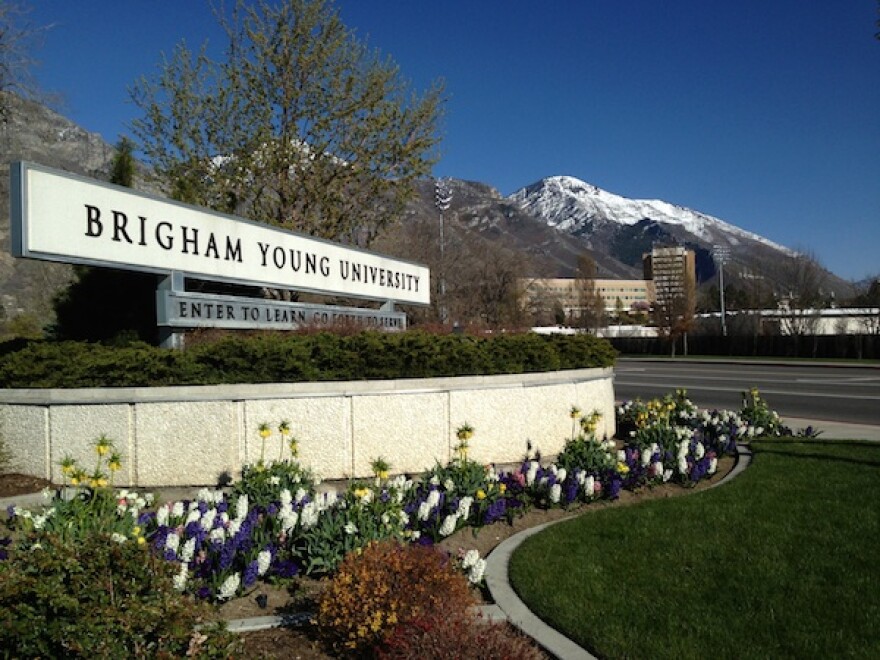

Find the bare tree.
[
  {"left": 573, "top": 253, "right": 605, "bottom": 333},
  {"left": 131, "top": 0, "right": 444, "bottom": 246},
  {"left": 773, "top": 251, "right": 828, "bottom": 337},
  {"left": 0, "top": 2, "right": 53, "bottom": 119},
  {"left": 850, "top": 276, "right": 880, "bottom": 335}
]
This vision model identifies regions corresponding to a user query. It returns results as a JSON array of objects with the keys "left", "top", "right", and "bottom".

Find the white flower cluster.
[{"left": 461, "top": 548, "right": 487, "bottom": 584}]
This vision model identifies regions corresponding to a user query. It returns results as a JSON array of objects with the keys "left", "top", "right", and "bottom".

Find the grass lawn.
[{"left": 509, "top": 439, "right": 880, "bottom": 660}]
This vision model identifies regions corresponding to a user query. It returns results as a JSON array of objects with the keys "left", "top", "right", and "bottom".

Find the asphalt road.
[{"left": 613, "top": 358, "right": 880, "bottom": 426}]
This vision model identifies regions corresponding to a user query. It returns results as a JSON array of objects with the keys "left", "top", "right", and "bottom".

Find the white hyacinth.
[
  {"left": 279, "top": 489, "right": 293, "bottom": 507},
  {"left": 185, "top": 509, "right": 201, "bottom": 526},
  {"left": 468, "top": 558, "right": 487, "bottom": 584},
  {"left": 663, "top": 469, "right": 673, "bottom": 482},
  {"left": 526, "top": 461, "right": 539, "bottom": 486},
  {"left": 457, "top": 496, "right": 474, "bottom": 520},
  {"left": 417, "top": 501, "right": 432, "bottom": 522},
  {"left": 235, "top": 494, "right": 249, "bottom": 522},
  {"left": 641, "top": 449, "right": 652, "bottom": 467},
  {"left": 300, "top": 502, "right": 320, "bottom": 529},
  {"left": 429, "top": 475, "right": 440, "bottom": 486},
  {"left": 443, "top": 478, "right": 455, "bottom": 492},
  {"left": 549, "top": 483, "right": 562, "bottom": 504},
  {"left": 677, "top": 456, "right": 689, "bottom": 475},
  {"left": 200, "top": 508, "right": 217, "bottom": 532},
  {"left": 652, "top": 461, "right": 664, "bottom": 478},
  {"left": 280, "top": 508, "right": 299, "bottom": 533},
  {"left": 111, "top": 532, "right": 127, "bottom": 544},
  {"left": 257, "top": 549, "right": 272, "bottom": 576},
  {"left": 323, "top": 489, "right": 338, "bottom": 508},
  {"left": 439, "top": 513, "right": 459, "bottom": 537},
  {"left": 461, "top": 549, "right": 480, "bottom": 569},
  {"left": 172, "top": 563, "right": 189, "bottom": 591},
  {"left": 171, "top": 501, "right": 185, "bottom": 519},
  {"left": 180, "top": 537, "right": 196, "bottom": 563},
  {"left": 584, "top": 475, "right": 595, "bottom": 495},
  {"left": 209, "top": 527, "right": 226, "bottom": 544},
  {"left": 344, "top": 521, "right": 358, "bottom": 535},
  {"left": 399, "top": 510, "right": 410, "bottom": 527},
  {"left": 165, "top": 531, "right": 180, "bottom": 553},
  {"left": 217, "top": 573, "right": 241, "bottom": 600},
  {"left": 556, "top": 468, "right": 567, "bottom": 483},
  {"left": 694, "top": 442, "right": 705, "bottom": 460},
  {"left": 708, "top": 457, "right": 718, "bottom": 474}
]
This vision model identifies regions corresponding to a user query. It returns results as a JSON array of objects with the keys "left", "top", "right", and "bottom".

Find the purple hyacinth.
[{"left": 243, "top": 559, "right": 259, "bottom": 588}]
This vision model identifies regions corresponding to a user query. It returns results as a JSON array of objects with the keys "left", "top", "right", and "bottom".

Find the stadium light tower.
[
  {"left": 434, "top": 178, "right": 452, "bottom": 324},
  {"left": 713, "top": 245, "right": 730, "bottom": 337}
]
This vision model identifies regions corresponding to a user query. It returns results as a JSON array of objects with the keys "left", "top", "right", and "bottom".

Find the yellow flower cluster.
[{"left": 60, "top": 435, "right": 121, "bottom": 490}]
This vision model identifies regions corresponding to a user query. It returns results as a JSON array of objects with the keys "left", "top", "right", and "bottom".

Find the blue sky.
[{"left": 25, "top": 1, "right": 880, "bottom": 281}]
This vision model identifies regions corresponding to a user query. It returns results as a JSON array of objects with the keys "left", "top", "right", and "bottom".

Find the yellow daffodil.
[{"left": 476, "top": 489, "right": 486, "bottom": 500}]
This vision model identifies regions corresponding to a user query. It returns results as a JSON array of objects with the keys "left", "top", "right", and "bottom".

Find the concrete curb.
[
  {"left": 220, "top": 604, "right": 506, "bottom": 634},
  {"left": 483, "top": 441, "right": 753, "bottom": 660}
]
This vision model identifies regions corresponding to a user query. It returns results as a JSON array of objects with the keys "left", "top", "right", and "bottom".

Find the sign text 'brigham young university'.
[
  {"left": 11, "top": 162, "right": 428, "bottom": 304},
  {"left": 10, "top": 162, "right": 429, "bottom": 334}
]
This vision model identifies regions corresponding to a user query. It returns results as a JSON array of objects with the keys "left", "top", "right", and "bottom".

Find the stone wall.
[{"left": 0, "top": 368, "right": 615, "bottom": 487}]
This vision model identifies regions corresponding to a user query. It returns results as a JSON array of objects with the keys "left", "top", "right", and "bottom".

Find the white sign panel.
[
  {"left": 10, "top": 162, "right": 430, "bottom": 305},
  {"left": 158, "top": 290, "right": 407, "bottom": 331}
]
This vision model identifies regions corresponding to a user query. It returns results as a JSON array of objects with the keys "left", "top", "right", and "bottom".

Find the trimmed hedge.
[{"left": 0, "top": 331, "right": 616, "bottom": 389}]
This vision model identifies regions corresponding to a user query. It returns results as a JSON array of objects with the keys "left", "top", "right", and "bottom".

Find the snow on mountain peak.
[{"left": 510, "top": 175, "right": 790, "bottom": 253}]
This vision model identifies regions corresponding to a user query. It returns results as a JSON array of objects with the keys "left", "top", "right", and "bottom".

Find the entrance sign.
[
  {"left": 158, "top": 290, "right": 406, "bottom": 331},
  {"left": 10, "top": 162, "right": 430, "bottom": 305}
]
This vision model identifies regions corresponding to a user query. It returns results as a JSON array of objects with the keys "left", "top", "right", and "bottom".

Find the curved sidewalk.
[{"left": 483, "top": 443, "right": 754, "bottom": 660}]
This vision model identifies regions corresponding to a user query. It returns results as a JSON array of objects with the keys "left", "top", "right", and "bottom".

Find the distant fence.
[{"left": 610, "top": 334, "right": 880, "bottom": 360}]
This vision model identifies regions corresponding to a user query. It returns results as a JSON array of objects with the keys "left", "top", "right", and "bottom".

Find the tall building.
[{"left": 642, "top": 246, "right": 696, "bottom": 319}]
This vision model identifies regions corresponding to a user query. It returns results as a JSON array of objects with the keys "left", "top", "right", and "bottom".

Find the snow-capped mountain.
[
  {"left": 506, "top": 175, "right": 809, "bottom": 284},
  {"left": 509, "top": 175, "right": 791, "bottom": 254}
]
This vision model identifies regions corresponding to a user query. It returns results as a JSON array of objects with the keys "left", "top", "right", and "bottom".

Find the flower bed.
[{"left": 1, "top": 388, "right": 804, "bottom": 657}]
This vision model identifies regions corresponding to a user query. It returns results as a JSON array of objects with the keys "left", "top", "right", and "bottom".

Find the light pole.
[
  {"left": 713, "top": 245, "right": 730, "bottom": 337},
  {"left": 434, "top": 178, "right": 452, "bottom": 325}
]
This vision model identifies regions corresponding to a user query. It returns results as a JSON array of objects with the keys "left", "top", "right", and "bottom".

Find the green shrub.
[
  {"left": 0, "top": 330, "right": 616, "bottom": 388},
  {"left": 0, "top": 532, "right": 238, "bottom": 658},
  {"left": 316, "top": 540, "right": 476, "bottom": 655}
]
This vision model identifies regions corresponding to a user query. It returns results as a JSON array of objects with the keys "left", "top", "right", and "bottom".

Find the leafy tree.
[{"left": 130, "top": 0, "right": 444, "bottom": 246}]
